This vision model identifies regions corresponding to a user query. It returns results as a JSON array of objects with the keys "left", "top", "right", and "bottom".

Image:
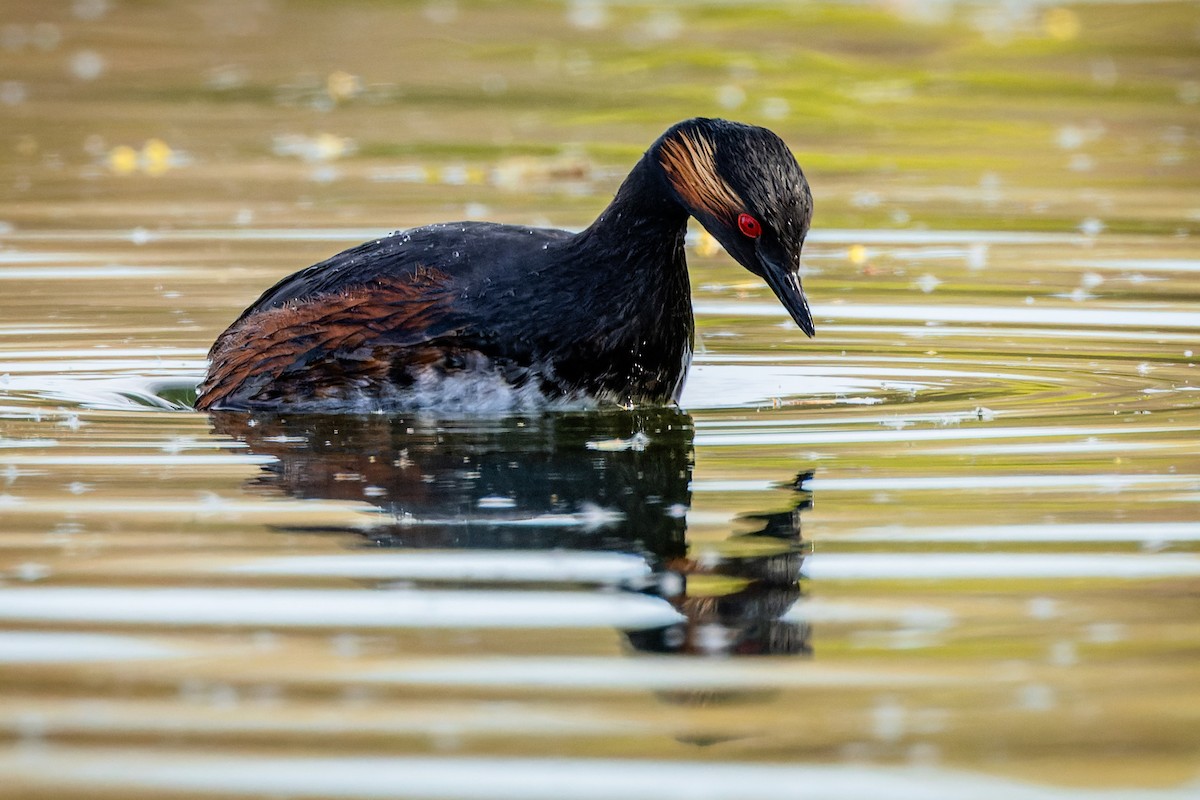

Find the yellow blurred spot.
[
  {"left": 686, "top": 573, "right": 753, "bottom": 598},
  {"left": 312, "top": 132, "right": 350, "bottom": 161},
  {"left": 848, "top": 244, "right": 869, "bottom": 265},
  {"left": 107, "top": 144, "right": 138, "bottom": 175},
  {"left": 465, "top": 166, "right": 487, "bottom": 185},
  {"left": 141, "top": 138, "right": 172, "bottom": 176},
  {"left": 326, "top": 70, "right": 362, "bottom": 102},
  {"left": 1043, "top": 8, "right": 1080, "bottom": 41},
  {"left": 695, "top": 230, "right": 722, "bottom": 257}
]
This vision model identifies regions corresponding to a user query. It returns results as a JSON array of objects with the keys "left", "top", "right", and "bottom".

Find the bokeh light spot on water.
[
  {"left": 140, "top": 139, "right": 173, "bottom": 177},
  {"left": 72, "top": 0, "right": 109, "bottom": 21},
  {"left": 914, "top": 274, "right": 941, "bottom": 294},
  {"left": 206, "top": 64, "right": 248, "bottom": 91},
  {"left": 1043, "top": 7, "right": 1082, "bottom": 41},
  {"left": 0, "top": 80, "right": 26, "bottom": 106},
  {"left": 68, "top": 49, "right": 105, "bottom": 81},
  {"left": 272, "top": 132, "right": 356, "bottom": 163},
  {"left": 566, "top": 0, "right": 609, "bottom": 31},
  {"left": 104, "top": 140, "right": 183, "bottom": 176},
  {"left": 715, "top": 84, "right": 746, "bottom": 110},
  {"left": 423, "top": 0, "right": 458, "bottom": 25},
  {"left": 325, "top": 71, "right": 362, "bottom": 104},
  {"left": 759, "top": 96, "right": 790, "bottom": 120}
]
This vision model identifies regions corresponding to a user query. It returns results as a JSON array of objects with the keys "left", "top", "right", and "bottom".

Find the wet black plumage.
[{"left": 196, "top": 117, "right": 814, "bottom": 411}]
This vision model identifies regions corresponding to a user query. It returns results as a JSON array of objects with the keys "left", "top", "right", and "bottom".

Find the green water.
[{"left": 0, "top": 1, "right": 1198, "bottom": 797}]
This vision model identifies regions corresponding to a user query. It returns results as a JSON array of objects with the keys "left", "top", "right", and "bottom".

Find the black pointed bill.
[{"left": 759, "top": 254, "right": 816, "bottom": 337}]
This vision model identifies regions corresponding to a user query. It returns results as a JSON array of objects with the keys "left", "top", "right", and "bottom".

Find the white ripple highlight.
[
  {"left": 225, "top": 551, "right": 651, "bottom": 585},
  {"left": 696, "top": 424, "right": 1186, "bottom": 447},
  {"left": 799, "top": 474, "right": 1198, "bottom": 492},
  {"left": 838, "top": 523, "right": 1200, "bottom": 543},
  {"left": 2, "top": 749, "right": 1194, "bottom": 800},
  {"left": 804, "top": 553, "right": 1200, "bottom": 581},
  {"left": 362, "top": 657, "right": 946, "bottom": 690},
  {"left": 0, "top": 631, "right": 180, "bottom": 663},
  {"left": 0, "top": 587, "right": 682, "bottom": 630},
  {"left": 0, "top": 455, "right": 275, "bottom": 466},
  {"left": 695, "top": 302, "right": 1200, "bottom": 330}
]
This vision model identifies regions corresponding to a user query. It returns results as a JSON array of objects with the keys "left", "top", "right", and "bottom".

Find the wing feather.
[{"left": 196, "top": 269, "right": 457, "bottom": 410}]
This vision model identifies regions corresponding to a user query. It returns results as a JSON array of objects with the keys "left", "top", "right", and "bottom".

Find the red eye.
[{"left": 738, "top": 213, "right": 762, "bottom": 239}]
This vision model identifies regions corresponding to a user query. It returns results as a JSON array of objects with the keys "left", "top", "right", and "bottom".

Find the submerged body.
[{"left": 196, "top": 118, "right": 814, "bottom": 412}]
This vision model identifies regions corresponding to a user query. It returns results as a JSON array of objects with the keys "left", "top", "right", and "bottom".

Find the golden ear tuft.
[{"left": 659, "top": 132, "right": 742, "bottom": 221}]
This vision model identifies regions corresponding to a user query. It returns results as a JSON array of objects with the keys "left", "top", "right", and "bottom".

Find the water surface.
[{"left": 0, "top": 1, "right": 1198, "bottom": 797}]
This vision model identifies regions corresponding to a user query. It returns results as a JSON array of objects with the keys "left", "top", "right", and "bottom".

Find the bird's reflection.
[{"left": 210, "top": 409, "right": 812, "bottom": 657}]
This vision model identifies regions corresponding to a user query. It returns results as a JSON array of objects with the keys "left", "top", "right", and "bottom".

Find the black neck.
[
  {"left": 568, "top": 148, "right": 691, "bottom": 310},
  {"left": 579, "top": 147, "right": 689, "bottom": 245},
  {"left": 547, "top": 149, "right": 695, "bottom": 403}
]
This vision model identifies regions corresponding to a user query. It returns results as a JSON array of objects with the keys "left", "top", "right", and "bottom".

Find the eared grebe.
[{"left": 196, "top": 118, "right": 814, "bottom": 412}]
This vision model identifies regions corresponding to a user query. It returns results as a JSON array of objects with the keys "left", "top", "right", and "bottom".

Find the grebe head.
[{"left": 657, "top": 117, "right": 815, "bottom": 337}]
